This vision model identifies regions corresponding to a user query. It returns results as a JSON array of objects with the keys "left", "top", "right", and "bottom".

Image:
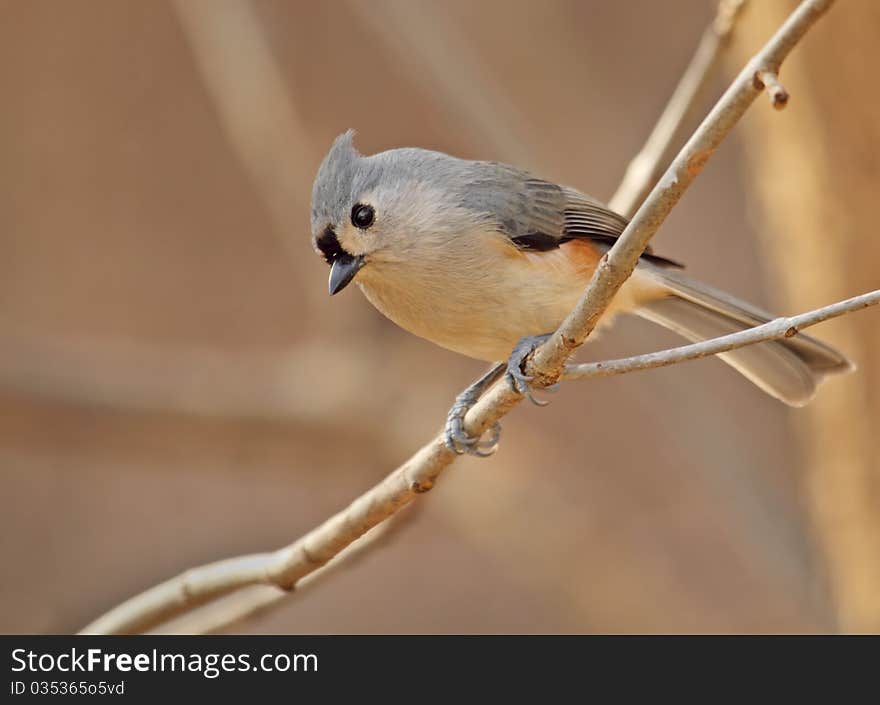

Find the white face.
[
  {"left": 312, "top": 178, "right": 388, "bottom": 294},
  {"left": 315, "top": 176, "right": 486, "bottom": 293}
]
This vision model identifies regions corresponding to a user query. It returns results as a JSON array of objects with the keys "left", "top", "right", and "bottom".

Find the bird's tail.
[{"left": 634, "top": 265, "right": 854, "bottom": 406}]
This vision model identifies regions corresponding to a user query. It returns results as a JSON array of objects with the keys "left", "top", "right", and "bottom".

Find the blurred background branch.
[
  {"left": 731, "top": 0, "right": 880, "bottom": 632},
  {"left": 609, "top": 0, "right": 747, "bottom": 217},
  {"left": 0, "top": 332, "right": 376, "bottom": 424},
  {"left": 344, "top": 0, "right": 538, "bottom": 167},
  {"left": 171, "top": 0, "right": 314, "bottom": 254}
]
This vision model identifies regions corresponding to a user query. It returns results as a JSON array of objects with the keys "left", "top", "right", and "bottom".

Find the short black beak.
[{"left": 328, "top": 253, "right": 365, "bottom": 295}]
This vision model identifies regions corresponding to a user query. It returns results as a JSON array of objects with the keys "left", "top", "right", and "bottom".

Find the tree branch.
[
  {"left": 527, "top": 0, "right": 836, "bottom": 385},
  {"left": 79, "top": 0, "right": 838, "bottom": 635},
  {"left": 147, "top": 509, "right": 413, "bottom": 635},
  {"left": 609, "top": 0, "right": 748, "bottom": 217},
  {"left": 563, "top": 290, "right": 876, "bottom": 381}
]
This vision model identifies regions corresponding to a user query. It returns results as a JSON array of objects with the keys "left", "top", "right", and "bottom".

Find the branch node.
[
  {"left": 755, "top": 70, "right": 790, "bottom": 109},
  {"left": 411, "top": 479, "right": 434, "bottom": 494},
  {"left": 179, "top": 573, "right": 197, "bottom": 601}
]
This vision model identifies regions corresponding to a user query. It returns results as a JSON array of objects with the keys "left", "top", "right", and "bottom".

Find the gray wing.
[{"left": 467, "top": 163, "right": 681, "bottom": 267}]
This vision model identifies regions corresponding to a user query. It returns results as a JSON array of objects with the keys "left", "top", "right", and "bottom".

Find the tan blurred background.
[{"left": 1, "top": 0, "right": 877, "bottom": 634}]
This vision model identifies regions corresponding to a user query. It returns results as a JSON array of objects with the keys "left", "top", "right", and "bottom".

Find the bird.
[{"left": 310, "top": 131, "right": 853, "bottom": 456}]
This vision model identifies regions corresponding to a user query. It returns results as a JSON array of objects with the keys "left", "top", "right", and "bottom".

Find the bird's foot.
[
  {"left": 445, "top": 400, "right": 502, "bottom": 457},
  {"left": 506, "top": 333, "right": 557, "bottom": 406},
  {"left": 444, "top": 364, "right": 505, "bottom": 457}
]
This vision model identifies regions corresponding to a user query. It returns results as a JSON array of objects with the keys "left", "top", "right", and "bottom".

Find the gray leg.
[
  {"left": 444, "top": 363, "right": 506, "bottom": 457},
  {"left": 506, "top": 333, "right": 556, "bottom": 406}
]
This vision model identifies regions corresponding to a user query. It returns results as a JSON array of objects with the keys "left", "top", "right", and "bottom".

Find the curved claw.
[
  {"left": 507, "top": 370, "right": 549, "bottom": 406},
  {"left": 506, "top": 333, "right": 554, "bottom": 405},
  {"left": 444, "top": 406, "right": 502, "bottom": 457},
  {"left": 474, "top": 422, "right": 502, "bottom": 456},
  {"left": 443, "top": 363, "right": 507, "bottom": 458}
]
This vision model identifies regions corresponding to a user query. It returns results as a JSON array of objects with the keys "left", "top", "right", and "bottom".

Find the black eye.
[{"left": 351, "top": 203, "right": 375, "bottom": 229}]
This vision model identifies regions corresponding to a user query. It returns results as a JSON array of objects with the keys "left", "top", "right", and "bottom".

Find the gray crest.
[{"left": 311, "top": 130, "right": 362, "bottom": 230}]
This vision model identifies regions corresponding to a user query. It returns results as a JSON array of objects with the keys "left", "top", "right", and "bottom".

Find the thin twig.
[
  {"left": 755, "top": 70, "right": 790, "bottom": 109},
  {"left": 609, "top": 0, "right": 748, "bottom": 217},
  {"left": 147, "top": 510, "right": 413, "bottom": 635},
  {"left": 563, "top": 290, "right": 876, "bottom": 381},
  {"left": 79, "top": 0, "right": 838, "bottom": 635}
]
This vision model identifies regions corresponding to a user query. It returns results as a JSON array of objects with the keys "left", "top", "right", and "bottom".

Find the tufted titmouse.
[{"left": 310, "top": 131, "right": 852, "bottom": 455}]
